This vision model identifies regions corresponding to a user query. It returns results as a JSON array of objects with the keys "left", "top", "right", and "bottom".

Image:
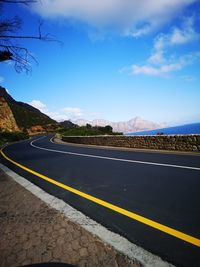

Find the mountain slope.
[{"left": 0, "top": 86, "right": 57, "bottom": 129}]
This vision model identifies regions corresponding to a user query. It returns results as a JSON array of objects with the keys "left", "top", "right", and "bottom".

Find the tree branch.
[
  {"left": 0, "top": 17, "right": 22, "bottom": 34},
  {"left": 0, "top": 0, "right": 61, "bottom": 73},
  {"left": 0, "top": 0, "right": 37, "bottom": 5},
  {"left": 0, "top": 35, "right": 45, "bottom": 39},
  {"left": 0, "top": 43, "right": 38, "bottom": 73}
]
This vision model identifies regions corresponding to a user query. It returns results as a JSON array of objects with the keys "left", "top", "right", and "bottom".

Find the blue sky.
[{"left": 0, "top": 0, "right": 200, "bottom": 125}]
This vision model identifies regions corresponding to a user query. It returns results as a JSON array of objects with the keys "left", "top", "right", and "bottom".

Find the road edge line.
[
  {"left": 0, "top": 163, "right": 174, "bottom": 267},
  {"left": 1, "top": 145, "right": 200, "bottom": 247}
]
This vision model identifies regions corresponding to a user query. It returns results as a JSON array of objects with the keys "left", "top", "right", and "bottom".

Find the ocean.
[{"left": 127, "top": 122, "right": 200, "bottom": 136}]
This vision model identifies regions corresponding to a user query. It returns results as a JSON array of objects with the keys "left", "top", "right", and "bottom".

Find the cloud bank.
[
  {"left": 29, "top": 100, "right": 83, "bottom": 121},
  {"left": 32, "top": 0, "right": 197, "bottom": 36}
]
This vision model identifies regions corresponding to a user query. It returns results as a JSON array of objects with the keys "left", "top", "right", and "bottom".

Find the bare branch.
[
  {"left": 0, "top": 0, "right": 61, "bottom": 73},
  {"left": 0, "top": 43, "right": 38, "bottom": 73},
  {"left": 0, "top": 16, "right": 22, "bottom": 34},
  {"left": 0, "top": 20, "right": 62, "bottom": 44},
  {"left": 0, "top": 35, "right": 45, "bottom": 39}
]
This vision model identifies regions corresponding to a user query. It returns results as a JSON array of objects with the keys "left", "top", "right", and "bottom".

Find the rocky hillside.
[
  {"left": 0, "top": 86, "right": 60, "bottom": 134},
  {"left": 0, "top": 86, "right": 57, "bottom": 129},
  {"left": 0, "top": 97, "right": 20, "bottom": 132},
  {"left": 75, "top": 117, "right": 167, "bottom": 133}
]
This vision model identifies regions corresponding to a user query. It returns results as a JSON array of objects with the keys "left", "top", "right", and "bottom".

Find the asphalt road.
[{"left": 1, "top": 135, "right": 200, "bottom": 267}]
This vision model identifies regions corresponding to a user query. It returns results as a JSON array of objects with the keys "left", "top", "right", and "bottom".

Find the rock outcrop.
[{"left": 0, "top": 97, "right": 20, "bottom": 132}]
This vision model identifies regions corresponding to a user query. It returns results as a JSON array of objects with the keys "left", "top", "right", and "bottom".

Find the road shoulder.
[{"left": 0, "top": 163, "right": 173, "bottom": 267}]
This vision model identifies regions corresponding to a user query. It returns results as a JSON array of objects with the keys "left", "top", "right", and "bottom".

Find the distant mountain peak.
[{"left": 74, "top": 117, "right": 167, "bottom": 133}]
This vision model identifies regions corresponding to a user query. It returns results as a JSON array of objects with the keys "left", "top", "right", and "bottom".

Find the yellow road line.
[{"left": 1, "top": 147, "right": 200, "bottom": 247}]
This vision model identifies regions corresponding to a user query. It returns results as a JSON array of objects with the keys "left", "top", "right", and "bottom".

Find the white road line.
[
  {"left": 50, "top": 136, "right": 54, "bottom": 143},
  {"left": 30, "top": 137, "right": 200, "bottom": 171}
]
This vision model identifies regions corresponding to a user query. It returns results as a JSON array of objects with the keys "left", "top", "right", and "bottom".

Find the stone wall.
[
  {"left": 61, "top": 135, "right": 200, "bottom": 152},
  {"left": 0, "top": 97, "right": 20, "bottom": 132}
]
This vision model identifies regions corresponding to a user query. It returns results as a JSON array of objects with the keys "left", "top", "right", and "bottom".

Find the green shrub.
[
  {"left": 60, "top": 125, "right": 123, "bottom": 136},
  {"left": 0, "top": 131, "right": 29, "bottom": 145}
]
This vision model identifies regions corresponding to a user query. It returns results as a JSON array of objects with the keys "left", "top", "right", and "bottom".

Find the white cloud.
[
  {"left": 171, "top": 17, "right": 199, "bottom": 45},
  {"left": 132, "top": 62, "right": 183, "bottom": 77},
  {"left": 45, "top": 111, "right": 70, "bottom": 122},
  {"left": 124, "top": 24, "right": 153, "bottom": 38},
  {"left": 148, "top": 50, "right": 165, "bottom": 65},
  {"left": 123, "top": 16, "right": 200, "bottom": 77},
  {"left": 62, "top": 107, "right": 83, "bottom": 117},
  {"left": 29, "top": 100, "right": 84, "bottom": 121},
  {"left": 131, "top": 52, "right": 200, "bottom": 77},
  {"left": 29, "top": 100, "right": 47, "bottom": 113},
  {"left": 181, "top": 75, "right": 197, "bottom": 82},
  {"left": 146, "top": 17, "right": 200, "bottom": 66},
  {"left": 148, "top": 17, "right": 199, "bottom": 65},
  {"left": 31, "top": 0, "right": 197, "bottom": 36},
  {"left": 0, "top": 76, "right": 4, "bottom": 83},
  {"left": 153, "top": 17, "right": 199, "bottom": 51}
]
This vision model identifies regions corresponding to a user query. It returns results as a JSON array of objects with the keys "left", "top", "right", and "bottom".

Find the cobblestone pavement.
[{"left": 0, "top": 168, "right": 141, "bottom": 267}]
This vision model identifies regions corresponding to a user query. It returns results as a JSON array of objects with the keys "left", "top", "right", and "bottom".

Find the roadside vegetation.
[
  {"left": 59, "top": 124, "right": 123, "bottom": 136},
  {"left": 0, "top": 131, "right": 29, "bottom": 146}
]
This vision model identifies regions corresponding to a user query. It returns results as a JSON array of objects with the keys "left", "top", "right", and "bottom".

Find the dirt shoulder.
[{"left": 0, "top": 166, "right": 140, "bottom": 267}]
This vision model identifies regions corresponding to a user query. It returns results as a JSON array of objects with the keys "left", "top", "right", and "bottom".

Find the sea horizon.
[{"left": 127, "top": 122, "right": 200, "bottom": 136}]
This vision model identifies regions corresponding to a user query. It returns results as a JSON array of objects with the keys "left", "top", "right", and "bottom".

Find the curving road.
[{"left": 1, "top": 135, "right": 200, "bottom": 266}]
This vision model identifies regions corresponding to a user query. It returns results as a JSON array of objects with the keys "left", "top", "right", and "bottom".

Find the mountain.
[
  {"left": 0, "top": 86, "right": 59, "bottom": 134},
  {"left": 75, "top": 117, "right": 167, "bottom": 133},
  {"left": 0, "top": 86, "right": 167, "bottom": 134},
  {"left": 60, "top": 120, "right": 78, "bottom": 129}
]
